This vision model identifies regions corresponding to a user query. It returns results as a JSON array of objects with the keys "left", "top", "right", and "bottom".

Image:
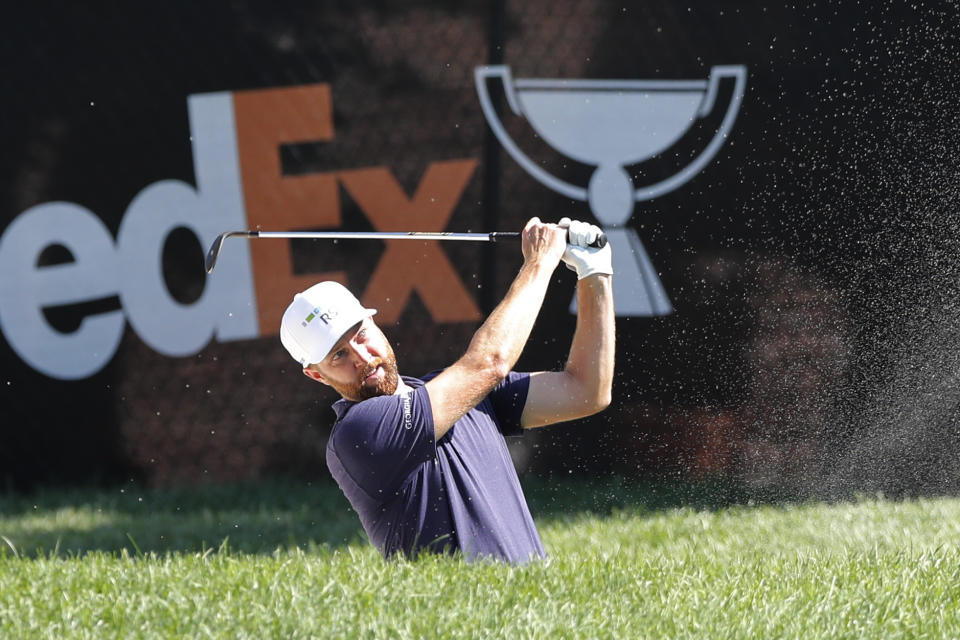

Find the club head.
[
  {"left": 204, "top": 233, "right": 228, "bottom": 274},
  {"left": 205, "top": 231, "right": 256, "bottom": 274}
]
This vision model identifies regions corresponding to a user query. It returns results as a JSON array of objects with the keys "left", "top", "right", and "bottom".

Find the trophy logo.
[{"left": 475, "top": 65, "right": 747, "bottom": 316}]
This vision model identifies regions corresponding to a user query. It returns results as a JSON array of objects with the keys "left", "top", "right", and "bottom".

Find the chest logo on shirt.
[{"left": 402, "top": 392, "right": 413, "bottom": 430}]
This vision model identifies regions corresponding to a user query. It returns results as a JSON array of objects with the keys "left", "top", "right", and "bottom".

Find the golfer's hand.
[
  {"left": 521, "top": 217, "right": 566, "bottom": 269},
  {"left": 559, "top": 217, "right": 613, "bottom": 280}
]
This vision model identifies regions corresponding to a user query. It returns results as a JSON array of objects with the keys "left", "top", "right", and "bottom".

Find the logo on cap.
[{"left": 302, "top": 307, "right": 338, "bottom": 327}]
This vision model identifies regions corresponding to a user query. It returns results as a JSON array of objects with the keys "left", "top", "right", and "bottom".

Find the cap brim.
[{"left": 306, "top": 308, "right": 378, "bottom": 364}]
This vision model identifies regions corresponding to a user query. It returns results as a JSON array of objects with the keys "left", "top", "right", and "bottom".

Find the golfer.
[{"left": 280, "top": 217, "right": 614, "bottom": 563}]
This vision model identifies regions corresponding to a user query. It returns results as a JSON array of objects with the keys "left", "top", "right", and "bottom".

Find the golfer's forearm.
[
  {"left": 462, "top": 260, "right": 554, "bottom": 376},
  {"left": 564, "top": 275, "right": 615, "bottom": 408},
  {"left": 426, "top": 259, "right": 555, "bottom": 438}
]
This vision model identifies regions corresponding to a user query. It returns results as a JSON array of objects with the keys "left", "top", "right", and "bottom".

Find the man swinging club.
[{"left": 280, "top": 217, "right": 615, "bottom": 563}]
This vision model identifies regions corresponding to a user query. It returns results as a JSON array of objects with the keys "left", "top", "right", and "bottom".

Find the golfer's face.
[{"left": 314, "top": 318, "right": 398, "bottom": 400}]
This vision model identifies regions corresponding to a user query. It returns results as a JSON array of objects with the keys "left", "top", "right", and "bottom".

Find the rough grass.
[{"left": 1, "top": 477, "right": 959, "bottom": 638}]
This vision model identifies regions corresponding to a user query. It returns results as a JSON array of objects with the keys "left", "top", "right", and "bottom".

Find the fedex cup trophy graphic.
[{"left": 476, "top": 65, "right": 747, "bottom": 316}]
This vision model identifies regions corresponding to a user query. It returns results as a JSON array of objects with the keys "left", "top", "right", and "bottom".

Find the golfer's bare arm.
[
  {"left": 520, "top": 272, "right": 614, "bottom": 428},
  {"left": 425, "top": 218, "right": 566, "bottom": 440}
]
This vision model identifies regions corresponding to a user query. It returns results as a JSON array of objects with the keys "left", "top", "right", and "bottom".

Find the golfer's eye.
[{"left": 331, "top": 349, "right": 345, "bottom": 362}]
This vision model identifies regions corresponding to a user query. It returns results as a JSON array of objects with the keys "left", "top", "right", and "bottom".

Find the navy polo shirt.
[{"left": 325, "top": 372, "right": 545, "bottom": 563}]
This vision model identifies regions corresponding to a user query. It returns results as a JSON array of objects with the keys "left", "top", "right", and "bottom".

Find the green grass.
[{"left": 2, "top": 477, "right": 960, "bottom": 638}]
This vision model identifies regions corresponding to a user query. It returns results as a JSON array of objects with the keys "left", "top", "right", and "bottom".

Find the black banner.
[{"left": 1, "top": 1, "right": 957, "bottom": 495}]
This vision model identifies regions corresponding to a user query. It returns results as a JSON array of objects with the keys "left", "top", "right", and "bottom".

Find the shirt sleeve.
[
  {"left": 327, "top": 386, "right": 436, "bottom": 498},
  {"left": 487, "top": 371, "right": 531, "bottom": 437}
]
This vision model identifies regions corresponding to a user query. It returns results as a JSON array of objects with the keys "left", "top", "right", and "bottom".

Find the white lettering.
[
  {"left": 0, "top": 91, "right": 259, "bottom": 378},
  {"left": 0, "top": 202, "right": 124, "bottom": 379},
  {"left": 186, "top": 92, "right": 259, "bottom": 343}
]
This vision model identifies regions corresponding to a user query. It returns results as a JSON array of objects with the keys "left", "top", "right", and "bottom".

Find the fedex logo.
[{"left": 0, "top": 85, "right": 481, "bottom": 380}]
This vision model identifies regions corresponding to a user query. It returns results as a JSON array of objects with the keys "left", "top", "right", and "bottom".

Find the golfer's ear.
[{"left": 302, "top": 367, "right": 327, "bottom": 384}]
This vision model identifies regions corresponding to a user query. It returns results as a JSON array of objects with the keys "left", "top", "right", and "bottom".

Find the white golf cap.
[{"left": 279, "top": 281, "right": 377, "bottom": 366}]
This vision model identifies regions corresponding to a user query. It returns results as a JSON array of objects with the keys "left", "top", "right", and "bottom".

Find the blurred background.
[{"left": 1, "top": 0, "right": 958, "bottom": 498}]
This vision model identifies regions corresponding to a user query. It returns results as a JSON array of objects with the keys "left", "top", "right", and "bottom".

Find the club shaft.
[
  {"left": 205, "top": 228, "right": 606, "bottom": 273},
  {"left": 256, "top": 231, "right": 518, "bottom": 242}
]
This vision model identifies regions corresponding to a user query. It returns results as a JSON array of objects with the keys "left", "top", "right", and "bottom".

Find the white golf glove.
[{"left": 559, "top": 217, "right": 613, "bottom": 280}]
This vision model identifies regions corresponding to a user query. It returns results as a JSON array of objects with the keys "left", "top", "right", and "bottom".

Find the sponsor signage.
[
  {"left": 1, "top": 64, "right": 744, "bottom": 380},
  {"left": 0, "top": 85, "right": 481, "bottom": 380}
]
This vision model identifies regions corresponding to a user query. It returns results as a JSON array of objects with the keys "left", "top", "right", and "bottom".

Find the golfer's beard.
[
  {"left": 357, "top": 356, "right": 399, "bottom": 400},
  {"left": 334, "top": 353, "right": 399, "bottom": 402}
]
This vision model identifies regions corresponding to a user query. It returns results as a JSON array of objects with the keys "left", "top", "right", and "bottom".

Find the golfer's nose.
[{"left": 347, "top": 340, "right": 373, "bottom": 365}]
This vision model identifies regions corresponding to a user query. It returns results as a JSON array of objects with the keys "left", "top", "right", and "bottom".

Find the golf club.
[{"left": 205, "top": 229, "right": 607, "bottom": 274}]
